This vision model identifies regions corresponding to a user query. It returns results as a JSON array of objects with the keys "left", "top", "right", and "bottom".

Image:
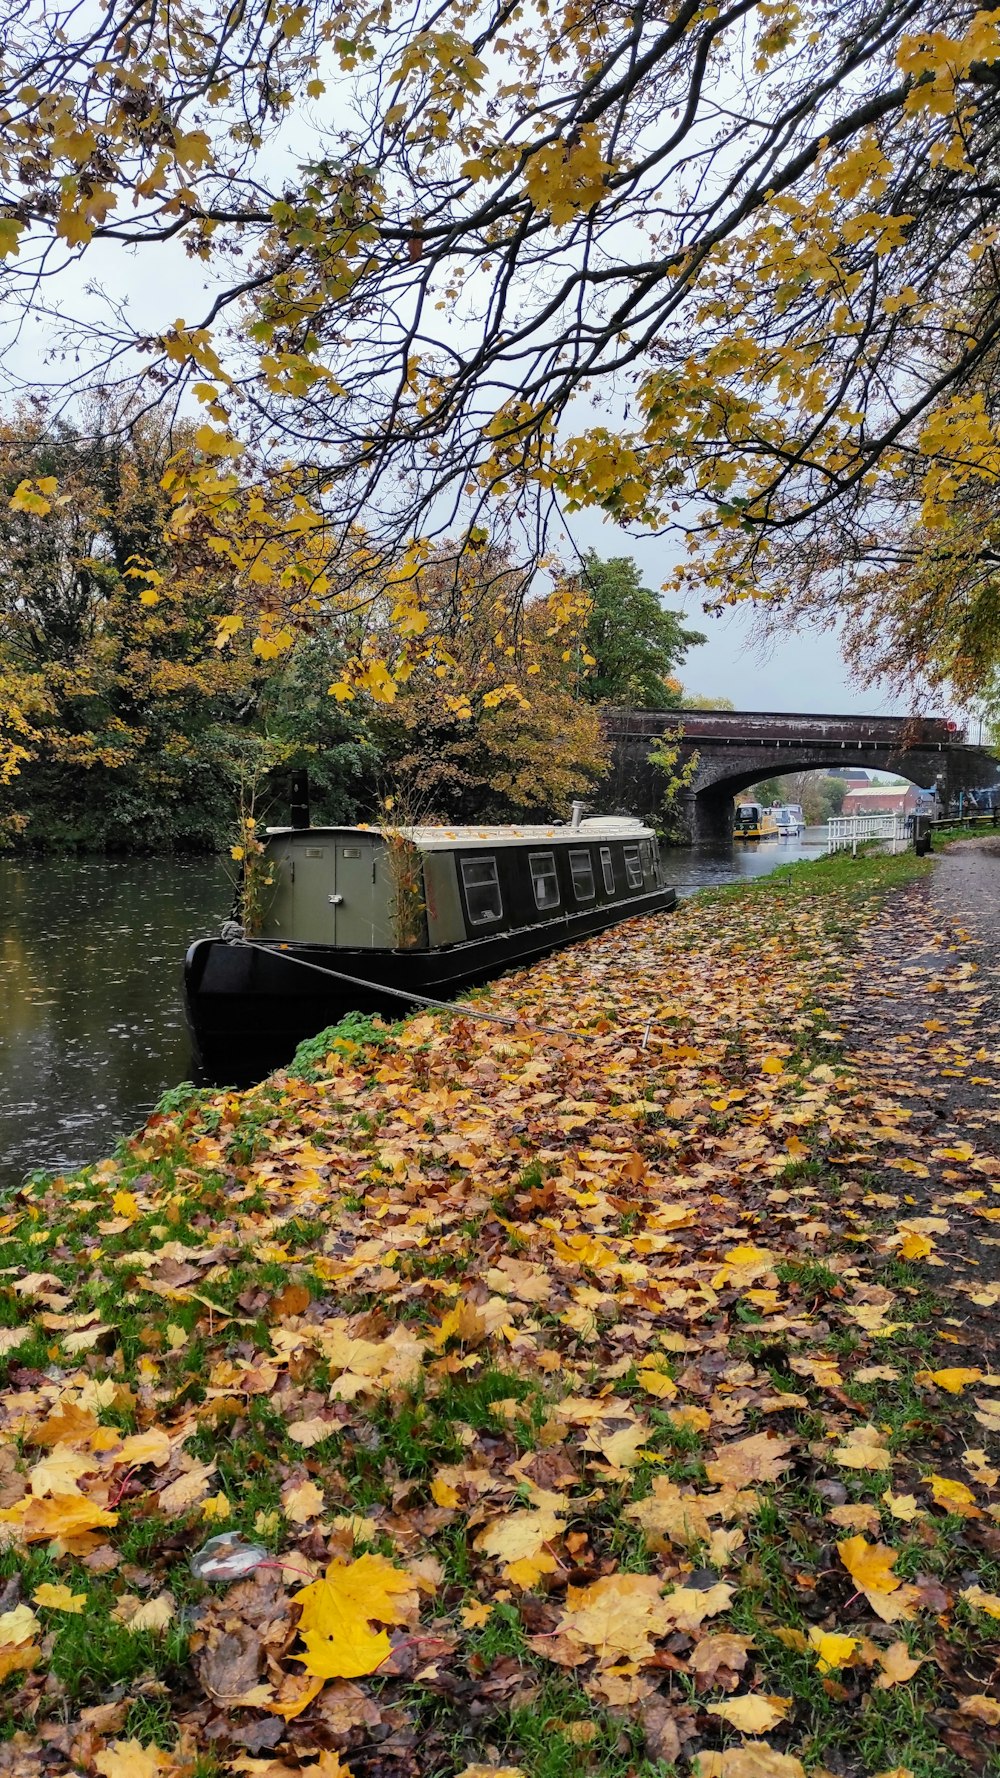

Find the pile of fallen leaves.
[{"left": 2, "top": 848, "right": 1000, "bottom": 1778}]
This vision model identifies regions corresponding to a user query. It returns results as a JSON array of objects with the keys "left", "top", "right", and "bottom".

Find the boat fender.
[{"left": 220, "top": 919, "right": 246, "bottom": 943}]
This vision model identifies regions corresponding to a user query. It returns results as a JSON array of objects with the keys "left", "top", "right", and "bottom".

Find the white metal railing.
[{"left": 827, "top": 813, "right": 908, "bottom": 855}]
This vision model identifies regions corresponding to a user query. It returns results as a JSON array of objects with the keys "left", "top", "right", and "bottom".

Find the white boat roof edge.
[{"left": 265, "top": 817, "right": 655, "bottom": 850}]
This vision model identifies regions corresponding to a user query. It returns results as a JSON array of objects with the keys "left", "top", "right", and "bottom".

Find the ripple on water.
[{"left": 0, "top": 854, "right": 230, "bottom": 1192}]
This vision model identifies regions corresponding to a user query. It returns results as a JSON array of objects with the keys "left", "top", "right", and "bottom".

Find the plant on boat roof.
[
  {"left": 229, "top": 756, "right": 279, "bottom": 936},
  {"left": 378, "top": 791, "right": 428, "bottom": 951}
]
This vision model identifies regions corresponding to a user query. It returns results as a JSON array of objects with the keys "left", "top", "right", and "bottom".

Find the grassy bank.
[
  {"left": 931, "top": 822, "right": 1000, "bottom": 847},
  {"left": 3, "top": 847, "right": 999, "bottom": 1778}
]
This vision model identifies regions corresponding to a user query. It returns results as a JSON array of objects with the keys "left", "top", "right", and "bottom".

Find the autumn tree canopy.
[
  {"left": 366, "top": 549, "right": 608, "bottom": 820},
  {"left": 0, "top": 407, "right": 275, "bottom": 845},
  {"left": 4, "top": 3, "right": 1000, "bottom": 692},
  {"left": 0, "top": 404, "right": 635, "bottom": 843}
]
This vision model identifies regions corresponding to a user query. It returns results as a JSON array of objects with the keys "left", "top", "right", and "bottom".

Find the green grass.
[
  {"left": 931, "top": 819, "right": 1000, "bottom": 845},
  {"left": 430, "top": 1665, "right": 668, "bottom": 1778},
  {"left": 694, "top": 845, "right": 931, "bottom": 911},
  {"left": 285, "top": 1009, "right": 400, "bottom": 1081},
  {"left": 47, "top": 1596, "right": 191, "bottom": 1704}
]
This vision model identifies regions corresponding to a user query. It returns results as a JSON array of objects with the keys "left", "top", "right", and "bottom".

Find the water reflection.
[
  {"left": 0, "top": 831, "right": 826, "bottom": 1192},
  {"left": 0, "top": 856, "right": 230, "bottom": 1192},
  {"left": 669, "top": 826, "right": 827, "bottom": 897}
]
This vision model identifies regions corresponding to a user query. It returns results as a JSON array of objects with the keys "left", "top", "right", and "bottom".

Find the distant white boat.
[{"left": 775, "top": 804, "right": 805, "bottom": 835}]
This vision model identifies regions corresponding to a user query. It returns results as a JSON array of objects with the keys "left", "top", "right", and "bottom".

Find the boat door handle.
[{"left": 328, "top": 893, "right": 344, "bottom": 904}]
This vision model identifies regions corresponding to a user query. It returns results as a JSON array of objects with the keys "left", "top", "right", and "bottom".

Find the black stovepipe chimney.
[{"left": 289, "top": 769, "right": 311, "bottom": 830}]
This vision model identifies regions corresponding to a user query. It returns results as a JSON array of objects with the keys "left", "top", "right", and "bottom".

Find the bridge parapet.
[{"left": 606, "top": 708, "right": 965, "bottom": 747}]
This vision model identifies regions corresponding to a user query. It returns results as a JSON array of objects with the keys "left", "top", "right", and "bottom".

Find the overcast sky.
[{"left": 564, "top": 507, "right": 932, "bottom": 718}]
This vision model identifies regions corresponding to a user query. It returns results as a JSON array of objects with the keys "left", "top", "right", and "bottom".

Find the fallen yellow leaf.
[
  {"left": 0, "top": 1493, "right": 118, "bottom": 1542},
  {"left": 0, "top": 1643, "right": 40, "bottom": 1683},
  {"left": 881, "top": 1490, "right": 920, "bottom": 1522},
  {"left": 112, "top": 1592, "right": 176, "bottom": 1634},
  {"left": 899, "top": 1230, "right": 933, "bottom": 1259},
  {"left": 637, "top": 1366, "right": 678, "bottom": 1399},
  {"left": 260, "top": 1673, "right": 325, "bottom": 1719},
  {"left": 454, "top": 1767, "right": 528, "bottom": 1778},
  {"left": 696, "top": 1749, "right": 806, "bottom": 1778},
  {"left": 282, "top": 1478, "right": 325, "bottom": 1524},
  {"left": 958, "top": 1694, "right": 1000, "bottom": 1726},
  {"left": 32, "top": 1582, "right": 86, "bottom": 1614},
  {"left": 926, "top": 1473, "right": 980, "bottom": 1516},
  {"left": 286, "top": 1415, "right": 335, "bottom": 1447},
  {"left": 460, "top": 1599, "right": 493, "bottom": 1629},
  {"left": 837, "top": 1534, "right": 900, "bottom": 1596},
  {"left": 960, "top": 1584, "right": 1000, "bottom": 1619},
  {"left": 293, "top": 1554, "right": 418, "bottom": 1679},
  {"left": 832, "top": 1423, "right": 892, "bottom": 1471},
  {"left": 474, "top": 1503, "right": 565, "bottom": 1587},
  {"left": 915, "top": 1367, "right": 982, "bottom": 1393},
  {"left": 705, "top": 1431, "right": 792, "bottom": 1486},
  {"left": 94, "top": 1742, "right": 178, "bottom": 1778},
  {"left": 807, "top": 1628, "right": 861, "bottom": 1672},
  {"left": 557, "top": 1572, "right": 667, "bottom": 1663},
  {"left": 875, "top": 1641, "right": 923, "bottom": 1688},
  {"left": 0, "top": 1603, "right": 40, "bottom": 1645},
  {"left": 706, "top": 1693, "right": 791, "bottom": 1732},
  {"left": 828, "top": 1503, "right": 880, "bottom": 1533}
]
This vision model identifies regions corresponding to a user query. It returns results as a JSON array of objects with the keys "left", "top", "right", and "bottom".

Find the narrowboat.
[
  {"left": 184, "top": 811, "right": 676, "bottom": 1080},
  {"left": 775, "top": 804, "right": 805, "bottom": 836},
  {"left": 733, "top": 801, "right": 779, "bottom": 841}
]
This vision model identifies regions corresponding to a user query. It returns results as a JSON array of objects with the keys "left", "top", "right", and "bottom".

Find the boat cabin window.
[
  {"left": 529, "top": 851, "right": 560, "bottom": 910},
  {"left": 600, "top": 845, "right": 616, "bottom": 894},
  {"left": 623, "top": 844, "right": 643, "bottom": 889},
  {"left": 569, "top": 847, "right": 596, "bottom": 901},
  {"left": 460, "top": 856, "right": 504, "bottom": 924}
]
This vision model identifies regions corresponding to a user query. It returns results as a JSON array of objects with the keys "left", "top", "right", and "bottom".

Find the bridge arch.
[
  {"left": 602, "top": 708, "right": 998, "bottom": 844},
  {"left": 684, "top": 747, "right": 944, "bottom": 843}
]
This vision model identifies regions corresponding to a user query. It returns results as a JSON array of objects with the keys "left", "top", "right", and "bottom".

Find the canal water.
[{"left": 0, "top": 829, "right": 825, "bottom": 1192}]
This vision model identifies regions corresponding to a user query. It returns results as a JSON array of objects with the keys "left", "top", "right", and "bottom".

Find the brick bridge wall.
[{"left": 602, "top": 709, "right": 999, "bottom": 843}]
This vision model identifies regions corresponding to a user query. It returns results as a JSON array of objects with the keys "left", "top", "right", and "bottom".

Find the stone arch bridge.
[{"left": 603, "top": 708, "right": 999, "bottom": 843}]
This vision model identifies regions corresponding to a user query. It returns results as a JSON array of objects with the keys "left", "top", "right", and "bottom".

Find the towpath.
[{"left": 840, "top": 838, "right": 1000, "bottom": 1364}]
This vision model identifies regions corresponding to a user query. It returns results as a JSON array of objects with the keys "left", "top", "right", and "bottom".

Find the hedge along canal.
[{"left": 0, "top": 835, "right": 827, "bottom": 1194}]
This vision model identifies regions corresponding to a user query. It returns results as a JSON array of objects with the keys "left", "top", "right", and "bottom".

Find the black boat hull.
[{"left": 184, "top": 887, "right": 676, "bottom": 1082}]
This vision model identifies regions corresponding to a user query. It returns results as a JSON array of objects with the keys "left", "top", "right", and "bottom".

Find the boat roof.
[
  {"left": 842, "top": 784, "right": 911, "bottom": 796},
  {"left": 265, "top": 817, "right": 655, "bottom": 851}
]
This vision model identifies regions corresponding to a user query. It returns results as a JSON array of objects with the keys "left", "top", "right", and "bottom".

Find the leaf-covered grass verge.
[{"left": 2, "top": 847, "right": 1000, "bottom": 1778}]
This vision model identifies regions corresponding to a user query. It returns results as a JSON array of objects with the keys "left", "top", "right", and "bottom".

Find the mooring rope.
[{"left": 229, "top": 936, "right": 582, "bottom": 1039}]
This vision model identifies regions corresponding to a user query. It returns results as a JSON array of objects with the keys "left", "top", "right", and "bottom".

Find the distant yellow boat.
[{"left": 733, "top": 801, "right": 779, "bottom": 840}]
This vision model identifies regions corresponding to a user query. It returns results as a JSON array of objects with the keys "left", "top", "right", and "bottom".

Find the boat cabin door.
[
  {"left": 276, "top": 835, "right": 387, "bottom": 947},
  {"left": 332, "top": 839, "right": 389, "bottom": 947},
  {"left": 285, "top": 840, "right": 337, "bottom": 943}
]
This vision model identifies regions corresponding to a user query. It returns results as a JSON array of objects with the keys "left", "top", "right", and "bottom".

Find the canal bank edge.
[{"left": 6, "top": 844, "right": 1000, "bottom": 1778}]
